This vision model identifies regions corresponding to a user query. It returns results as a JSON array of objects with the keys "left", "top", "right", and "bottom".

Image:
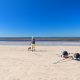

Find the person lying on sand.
[
  {"left": 53, "top": 51, "right": 73, "bottom": 64},
  {"left": 53, "top": 51, "right": 80, "bottom": 64}
]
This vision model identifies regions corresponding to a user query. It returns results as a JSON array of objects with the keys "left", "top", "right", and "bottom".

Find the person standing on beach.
[{"left": 31, "top": 36, "right": 35, "bottom": 51}]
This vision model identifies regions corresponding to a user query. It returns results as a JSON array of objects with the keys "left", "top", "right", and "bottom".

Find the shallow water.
[{"left": 0, "top": 41, "right": 80, "bottom": 46}]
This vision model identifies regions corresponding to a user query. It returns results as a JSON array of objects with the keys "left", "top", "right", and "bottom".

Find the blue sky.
[{"left": 0, "top": 0, "right": 80, "bottom": 37}]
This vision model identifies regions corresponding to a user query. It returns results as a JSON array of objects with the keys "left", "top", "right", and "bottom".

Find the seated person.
[
  {"left": 62, "top": 51, "right": 69, "bottom": 58},
  {"left": 61, "top": 51, "right": 73, "bottom": 59},
  {"left": 74, "top": 53, "right": 80, "bottom": 60}
]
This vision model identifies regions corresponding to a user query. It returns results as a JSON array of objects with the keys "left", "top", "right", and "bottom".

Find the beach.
[{"left": 0, "top": 45, "right": 80, "bottom": 80}]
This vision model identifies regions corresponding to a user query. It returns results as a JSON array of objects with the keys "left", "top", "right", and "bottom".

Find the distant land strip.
[{"left": 0, "top": 37, "right": 80, "bottom": 41}]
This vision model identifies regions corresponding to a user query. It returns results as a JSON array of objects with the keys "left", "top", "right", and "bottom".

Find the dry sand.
[{"left": 0, "top": 45, "right": 80, "bottom": 80}]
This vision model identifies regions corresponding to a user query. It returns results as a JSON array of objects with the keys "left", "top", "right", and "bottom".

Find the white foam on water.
[{"left": 0, "top": 41, "right": 80, "bottom": 46}]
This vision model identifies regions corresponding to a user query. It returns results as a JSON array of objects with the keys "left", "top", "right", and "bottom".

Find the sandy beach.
[{"left": 0, "top": 45, "right": 80, "bottom": 80}]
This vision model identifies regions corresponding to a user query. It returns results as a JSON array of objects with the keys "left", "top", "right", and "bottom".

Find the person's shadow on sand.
[
  {"left": 32, "top": 50, "right": 48, "bottom": 56},
  {"left": 34, "top": 50, "right": 48, "bottom": 52}
]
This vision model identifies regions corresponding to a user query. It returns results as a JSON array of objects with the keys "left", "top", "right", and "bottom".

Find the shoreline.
[{"left": 0, "top": 41, "right": 80, "bottom": 46}]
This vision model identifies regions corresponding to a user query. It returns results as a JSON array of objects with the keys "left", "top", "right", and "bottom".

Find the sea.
[{"left": 0, "top": 37, "right": 80, "bottom": 46}]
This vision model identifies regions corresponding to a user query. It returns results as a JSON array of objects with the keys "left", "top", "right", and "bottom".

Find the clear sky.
[{"left": 0, "top": 0, "right": 80, "bottom": 37}]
